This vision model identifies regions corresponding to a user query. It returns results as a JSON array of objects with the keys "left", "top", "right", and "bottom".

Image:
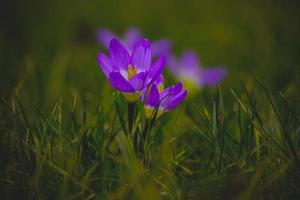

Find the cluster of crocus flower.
[
  {"left": 141, "top": 76, "right": 187, "bottom": 118},
  {"left": 98, "top": 37, "right": 187, "bottom": 117},
  {"left": 168, "top": 51, "right": 227, "bottom": 91},
  {"left": 97, "top": 27, "right": 227, "bottom": 93},
  {"left": 97, "top": 27, "right": 172, "bottom": 57},
  {"left": 97, "top": 27, "right": 227, "bottom": 116}
]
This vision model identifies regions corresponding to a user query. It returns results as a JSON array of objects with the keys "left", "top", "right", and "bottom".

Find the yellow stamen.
[
  {"left": 127, "top": 64, "right": 138, "bottom": 80},
  {"left": 158, "top": 84, "right": 164, "bottom": 93}
]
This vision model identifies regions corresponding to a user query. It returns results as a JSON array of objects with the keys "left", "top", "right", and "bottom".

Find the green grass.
[{"left": 1, "top": 80, "right": 299, "bottom": 199}]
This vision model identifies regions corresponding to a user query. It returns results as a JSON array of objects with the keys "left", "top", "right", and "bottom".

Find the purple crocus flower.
[
  {"left": 97, "top": 27, "right": 172, "bottom": 56},
  {"left": 168, "top": 50, "right": 227, "bottom": 89},
  {"left": 142, "top": 76, "right": 188, "bottom": 118},
  {"left": 98, "top": 38, "right": 166, "bottom": 102}
]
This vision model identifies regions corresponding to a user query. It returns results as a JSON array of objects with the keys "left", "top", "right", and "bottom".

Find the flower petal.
[
  {"left": 166, "top": 90, "right": 187, "bottom": 111},
  {"left": 129, "top": 72, "right": 147, "bottom": 91},
  {"left": 124, "top": 27, "right": 142, "bottom": 50},
  {"left": 109, "top": 39, "right": 130, "bottom": 70},
  {"left": 166, "top": 54, "right": 179, "bottom": 75},
  {"left": 173, "top": 81, "right": 183, "bottom": 93},
  {"left": 130, "top": 39, "right": 152, "bottom": 71},
  {"left": 98, "top": 52, "right": 113, "bottom": 78},
  {"left": 160, "top": 86, "right": 176, "bottom": 108},
  {"left": 176, "top": 51, "right": 203, "bottom": 86},
  {"left": 202, "top": 67, "right": 227, "bottom": 86},
  {"left": 145, "top": 84, "right": 160, "bottom": 107},
  {"left": 153, "top": 75, "right": 164, "bottom": 86},
  {"left": 160, "top": 82, "right": 184, "bottom": 108},
  {"left": 97, "top": 29, "right": 116, "bottom": 48},
  {"left": 109, "top": 71, "right": 135, "bottom": 92},
  {"left": 180, "top": 50, "right": 200, "bottom": 70},
  {"left": 147, "top": 53, "right": 166, "bottom": 85},
  {"left": 151, "top": 39, "right": 172, "bottom": 56},
  {"left": 160, "top": 81, "right": 182, "bottom": 99}
]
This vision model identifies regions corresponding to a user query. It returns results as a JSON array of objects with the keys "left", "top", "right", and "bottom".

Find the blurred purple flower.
[
  {"left": 142, "top": 76, "right": 187, "bottom": 118},
  {"left": 98, "top": 38, "right": 166, "bottom": 102},
  {"left": 97, "top": 27, "right": 172, "bottom": 56},
  {"left": 168, "top": 50, "right": 227, "bottom": 88}
]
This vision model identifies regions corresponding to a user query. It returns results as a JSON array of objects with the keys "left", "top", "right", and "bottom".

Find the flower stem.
[
  {"left": 127, "top": 102, "right": 136, "bottom": 135},
  {"left": 141, "top": 119, "right": 149, "bottom": 164}
]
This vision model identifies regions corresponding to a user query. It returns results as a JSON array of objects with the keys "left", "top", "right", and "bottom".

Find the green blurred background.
[{"left": 1, "top": 0, "right": 300, "bottom": 107}]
